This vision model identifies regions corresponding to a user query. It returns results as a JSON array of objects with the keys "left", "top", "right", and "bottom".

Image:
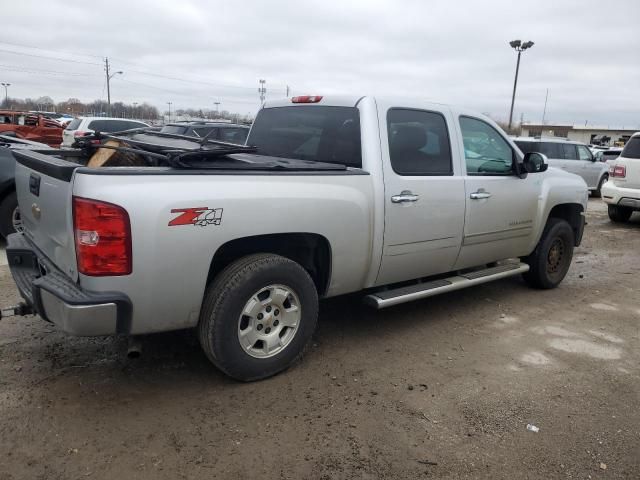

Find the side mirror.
[{"left": 523, "top": 152, "right": 548, "bottom": 173}]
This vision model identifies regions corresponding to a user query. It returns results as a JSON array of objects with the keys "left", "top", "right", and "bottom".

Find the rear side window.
[
  {"left": 387, "top": 109, "right": 452, "bottom": 175},
  {"left": 561, "top": 144, "right": 578, "bottom": 160},
  {"left": 66, "top": 118, "right": 81, "bottom": 130},
  {"left": 88, "top": 120, "right": 147, "bottom": 133},
  {"left": 220, "top": 127, "right": 249, "bottom": 145},
  {"left": 248, "top": 106, "right": 361, "bottom": 168},
  {"left": 621, "top": 137, "right": 640, "bottom": 159}
]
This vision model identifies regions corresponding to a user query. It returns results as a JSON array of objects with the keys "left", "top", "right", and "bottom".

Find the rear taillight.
[
  {"left": 73, "top": 197, "right": 132, "bottom": 276},
  {"left": 610, "top": 165, "right": 626, "bottom": 178},
  {"left": 291, "top": 95, "right": 323, "bottom": 103}
]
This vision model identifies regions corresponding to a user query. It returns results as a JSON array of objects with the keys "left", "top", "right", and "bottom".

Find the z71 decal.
[{"left": 168, "top": 207, "right": 223, "bottom": 227}]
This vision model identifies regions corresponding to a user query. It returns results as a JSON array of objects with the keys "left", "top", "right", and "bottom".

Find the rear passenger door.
[{"left": 377, "top": 106, "right": 465, "bottom": 285}]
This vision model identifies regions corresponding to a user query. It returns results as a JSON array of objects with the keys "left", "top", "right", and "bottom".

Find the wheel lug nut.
[
  {"left": 274, "top": 309, "right": 280, "bottom": 316},
  {"left": 257, "top": 324, "right": 263, "bottom": 331},
  {"left": 265, "top": 327, "right": 271, "bottom": 334},
  {"left": 273, "top": 320, "right": 279, "bottom": 326},
  {"left": 257, "top": 313, "right": 263, "bottom": 320},
  {"left": 266, "top": 306, "right": 272, "bottom": 313}
]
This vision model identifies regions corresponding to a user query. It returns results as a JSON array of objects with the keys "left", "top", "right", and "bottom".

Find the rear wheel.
[
  {"left": 608, "top": 204, "right": 632, "bottom": 223},
  {"left": 0, "top": 192, "right": 21, "bottom": 239},
  {"left": 198, "top": 253, "right": 319, "bottom": 381},
  {"left": 522, "top": 218, "right": 574, "bottom": 289},
  {"left": 593, "top": 174, "right": 608, "bottom": 198}
]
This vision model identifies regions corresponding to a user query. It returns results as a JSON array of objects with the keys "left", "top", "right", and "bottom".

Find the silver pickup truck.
[{"left": 4, "top": 95, "right": 588, "bottom": 381}]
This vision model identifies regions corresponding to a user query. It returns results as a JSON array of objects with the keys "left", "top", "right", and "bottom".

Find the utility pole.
[
  {"left": 132, "top": 102, "right": 138, "bottom": 120},
  {"left": 507, "top": 40, "right": 534, "bottom": 131},
  {"left": 541, "top": 88, "right": 549, "bottom": 126},
  {"left": 1, "top": 83, "right": 10, "bottom": 109},
  {"left": 105, "top": 57, "right": 123, "bottom": 116},
  {"left": 167, "top": 102, "right": 172, "bottom": 123},
  {"left": 258, "top": 79, "right": 267, "bottom": 104},
  {"left": 286, "top": 85, "right": 290, "bottom": 97},
  {"left": 214, "top": 101, "right": 220, "bottom": 118}
]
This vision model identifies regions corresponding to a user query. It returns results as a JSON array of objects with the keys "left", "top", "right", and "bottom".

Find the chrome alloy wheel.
[{"left": 237, "top": 284, "right": 301, "bottom": 359}]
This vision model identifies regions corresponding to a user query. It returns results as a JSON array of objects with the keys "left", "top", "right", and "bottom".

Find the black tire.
[
  {"left": 522, "top": 218, "right": 575, "bottom": 289},
  {"left": 0, "top": 191, "right": 19, "bottom": 239},
  {"left": 593, "top": 174, "right": 608, "bottom": 198},
  {"left": 608, "top": 204, "right": 632, "bottom": 223},
  {"left": 198, "top": 253, "right": 319, "bottom": 381}
]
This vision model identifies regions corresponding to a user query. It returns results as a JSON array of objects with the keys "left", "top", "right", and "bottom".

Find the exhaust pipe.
[{"left": 127, "top": 336, "right": 142, "bottom": 359}]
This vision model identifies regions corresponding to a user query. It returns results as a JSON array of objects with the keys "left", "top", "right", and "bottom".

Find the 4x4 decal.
[{"left": 168, "top": 207, "right": 223, "bottom": 227}]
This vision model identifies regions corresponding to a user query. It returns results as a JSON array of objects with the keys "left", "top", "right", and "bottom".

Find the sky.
[{"left": 1, "top": 0, "right": 638, "bottom": 126}]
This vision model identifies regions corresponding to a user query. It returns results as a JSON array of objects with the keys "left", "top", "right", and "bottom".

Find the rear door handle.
[
  {"left": 391, "top": 191, "right": 419, "bottom": 203},
  {"left": 470, "top": 190, "right": 491, "bottom": 200}
]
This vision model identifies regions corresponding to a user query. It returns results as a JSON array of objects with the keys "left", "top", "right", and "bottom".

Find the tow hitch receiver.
[{"left": 0, "top": 303, "right": 34, "bottom": 321}]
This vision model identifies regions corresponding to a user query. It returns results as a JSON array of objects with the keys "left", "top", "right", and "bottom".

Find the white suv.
[
  {"left": 601, "top": 132, "right": 640, "bottom": 222},
  {"left": 61, "top": 117, "right": 149, "bottom": 147}
]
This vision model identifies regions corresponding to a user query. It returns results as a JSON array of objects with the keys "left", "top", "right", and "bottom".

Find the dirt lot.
[{"left": 0, "top": 199, "right": 639, "bottom": 479}]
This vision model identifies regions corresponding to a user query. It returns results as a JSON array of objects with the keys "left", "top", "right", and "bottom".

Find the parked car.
[
  {"left": 5, "top": 95, "right": 588, "bottom": 381},
  {"left": 0, "top": 110, "right": 64, "bottom": 147},
  {"left": 0, "top": 135, "right": 50, "bottom": 238},
  {"left": 514, "top": 137, "right": 609, "bottom": 196},
  {"left": 601, "top": 132, "right": 640, "bottom": 222},
  {"left": 61, "top": 117, "right": 149, "bottom": 147},
  {"left": 160, "top": 121, "right": 249, "bottom": 144},
  {"left": 593, "top": 147, "right": 623, "bottom": 165}
]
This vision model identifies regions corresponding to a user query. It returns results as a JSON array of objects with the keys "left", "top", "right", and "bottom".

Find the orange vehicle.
[{"left": 0, "top": 111, "right": 63, "bottom": 147}]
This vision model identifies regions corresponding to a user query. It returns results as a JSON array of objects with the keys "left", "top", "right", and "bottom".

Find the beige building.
[{"left": 520, "top": 124, "right": 639, "bottom": 146}]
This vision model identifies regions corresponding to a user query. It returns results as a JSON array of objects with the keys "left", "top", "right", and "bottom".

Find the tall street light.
[
  {"left": 167, "top": 102, "right": 172, "bottom": 123},
  {"left": 508, "top": 39, "right": 534, "bottom": 131},
  {"left": 1, "top": 83, "right": 10, "bottom": 109},
  {"left": 214, "top": 101, "right": 220, "bottom": 118}
]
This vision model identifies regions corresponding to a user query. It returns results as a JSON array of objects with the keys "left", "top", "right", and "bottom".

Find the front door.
[
  {"left": 376, "top": 106, "right": 465, "bottom": 286},
  {"left": 454, "top": 116, "right": 540, "bottom": 269},
  {"left": 576, "top": 144, "right": 600, "bottom": 188}
]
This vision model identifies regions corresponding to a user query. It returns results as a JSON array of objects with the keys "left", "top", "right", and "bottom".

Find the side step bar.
[{"left": 363, "top": 262, "right": 530, "bottom": 309}]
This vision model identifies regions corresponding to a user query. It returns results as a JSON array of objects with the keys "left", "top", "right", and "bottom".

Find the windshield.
[{"left": 247, "top": 106, "right": 362, "bottom": 168}]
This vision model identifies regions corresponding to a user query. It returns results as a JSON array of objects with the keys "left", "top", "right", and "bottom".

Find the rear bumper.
[
  {"left": 6, "top": 233, "right": 132, "bottom": 336},
  {"left": 601, "top": 182, "right": 640, "bottom": 209}
]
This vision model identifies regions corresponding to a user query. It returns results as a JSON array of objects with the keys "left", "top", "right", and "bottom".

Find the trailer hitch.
[{"left": 0, "top": 303, "right": 34, "bottom": 321}]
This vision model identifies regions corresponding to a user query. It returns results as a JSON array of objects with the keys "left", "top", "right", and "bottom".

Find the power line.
[
  {"left": 0, "top": 63, "right": 100, "bottom": 76},
  {"left": 0, "top": 40, "right": 104, "bottom": 59},
  {"left": 0, "top": 48, "right": 102, "bottom": 66}
]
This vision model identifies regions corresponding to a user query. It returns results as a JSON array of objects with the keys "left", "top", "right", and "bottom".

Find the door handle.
[
  {"left": 391, "top": 191, "right": 419, "bottom": 203},
  {"left": 470, "top": 190, "right": 491, "bottom": 200}
]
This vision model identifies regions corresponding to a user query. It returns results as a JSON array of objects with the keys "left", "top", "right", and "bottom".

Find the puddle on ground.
[
  {"left": 589, "top": 303, "right": 619, "bottom": 312},
  {"left": 549, "top": 338, "right": 621, "bottom": 360},
  {"left": 520, "top": 351, "right": 552, "bottom": 365},
  {"left": 588, "top": 330, "right": 624, "bottom": 344}
]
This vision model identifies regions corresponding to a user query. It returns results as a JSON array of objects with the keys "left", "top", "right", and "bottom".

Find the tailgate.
[{"left": 12, "top": 149, "right": 81, "bottom": 280}]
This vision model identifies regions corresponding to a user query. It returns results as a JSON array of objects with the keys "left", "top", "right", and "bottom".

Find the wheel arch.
[
  {"left": 207, "top": 233, "right": 332, "bottom": 296},
  {"left": 547, "top": 203, "right": 585, "bottom": 246}
]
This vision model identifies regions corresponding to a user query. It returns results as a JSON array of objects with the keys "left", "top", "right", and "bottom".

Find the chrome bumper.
[{"left": 6, "top": 233, "right": 131, "bottom": 336}]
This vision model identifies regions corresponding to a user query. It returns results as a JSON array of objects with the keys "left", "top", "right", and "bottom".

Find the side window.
[
  {"left": 577, "top": 145, "right": 593, "bottom": 161},
  {"left": 192, "top": 127, "right": 217, "bottom": 138},
  {"left": 562, "top": 144, "right": 578, "bottom": 160},
  {"left": 387, "top": 109, "right": 452, "bottom": 176},
  {"left": 459, "top": 116, "right": 514, "bottom": 175},
  {"left": 220, "top": 127, "right": 249, "bottom": 144}
]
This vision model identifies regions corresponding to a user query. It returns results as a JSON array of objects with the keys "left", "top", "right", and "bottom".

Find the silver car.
[{"left": 514, "top": 137, "right": 609, "bottom": 196}]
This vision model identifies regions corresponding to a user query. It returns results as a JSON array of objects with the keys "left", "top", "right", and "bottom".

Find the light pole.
[
  {"left": 1, "top": 83, "right": 10, "bottom": 109},
  {"left": 258, "top": 79, "right": 266, "bottom": 104},
  {"left": 167, "top": 102, "right": 172, "bottom": 123},
  {"left": 214, "top": 101, "right": 220, "bottom": 118},
  {"left": 132, "top": 102, "right": 138, "bottom": 119},
  {"left": 507, "top": 39, "right": 534, "bottom": 131}
]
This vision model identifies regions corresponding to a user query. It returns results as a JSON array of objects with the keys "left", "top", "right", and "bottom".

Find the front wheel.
[
  {"left": 608, "top": 204, "right": 632, "bottom": 223},
  {"left": 522, "top": 218, "right": 575, "bottom": 289},
  {"left": 198, "top": 253, "right": 319, "bottom": 381},
  {"left": 593, "top": 174, "right": 608, "bottom": 198}
]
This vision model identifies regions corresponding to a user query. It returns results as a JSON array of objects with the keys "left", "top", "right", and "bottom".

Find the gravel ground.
[{"left": 0, "top": 199, "right": 639, "bottom": 480}]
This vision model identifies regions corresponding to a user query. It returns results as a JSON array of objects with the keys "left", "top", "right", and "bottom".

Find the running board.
[{"left": 363, "top": 262, "right": 530, "bottom": 309}]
